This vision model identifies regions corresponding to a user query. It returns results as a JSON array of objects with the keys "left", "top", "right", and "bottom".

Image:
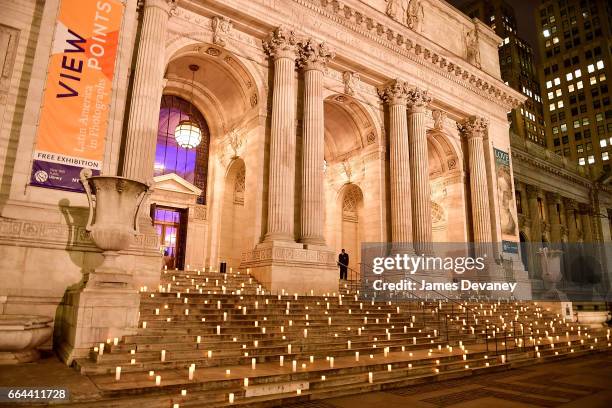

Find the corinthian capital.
[
  {"left": 378, "top": 79, "right": 409, "bottom": 105},
  {"left": 562, "top": 197, "right": 577, "bottom": 210},
  {"left": 297, "top": 39, "right": 335, "bottom": 71},
  {"left": 457, "top": 115, "right": 488, "bottom": 139},
  {"left": 263, "top": 26, "right": 299, "bottom": 60},
  {"left": 406, "top": 87, "right": 432, "bottom": 112},
  {"left": 525, "top": 184, "right": 540, "bottom": 199},
  {"left": 144, "top": 0, "right": 177, "bottom": 15},
  {"left": 545, "top": 191, "right": 560, "bottom": 203}
]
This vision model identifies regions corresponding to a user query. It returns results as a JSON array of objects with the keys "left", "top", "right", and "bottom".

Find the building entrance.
[{"left": 153, "top": 206, "right": 188, "bottom": 270}]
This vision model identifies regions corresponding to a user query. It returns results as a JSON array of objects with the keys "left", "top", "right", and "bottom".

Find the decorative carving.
[
  {"left": 447, "top": 158, "right": 456, "bottom": 170},
  {"left": 457, "top": 116, "right": 488, "bottom": 139},
  {"left": 228, "top": 129, "right": 243, "bottom": 158},
  {"left": 432, "top": 110, "right": 447, "bottom": 131},
  {"left": 144, "top": 0, "right": 177, "bottom": 16},
  {"left": 525, "top": 184, "right": 541, "bottom": 199},
  {"left": 431, "top": 201, "right": 445, "bottom": 224},
  {"left": 465, "top": 28, "right": 481, "bottom": 69},
  {"left": 192, "top": 205, "right": 207, "bottom": 221},
  {"left": 406, "top": 87, "right": 432, "bottom": 111},
  {"left": 206, "top": 47, "right": 221, "bottom": 56},
  {"left": 263, "top": 26, "right": 299, "bottom": 60},
  {"left": 297, "top": 38, "right": 335, "bottom": 71},
  {"left": 211, "top": 16, "right": 232, "bottom": 46},
  {"left": 341, "top": 159, "right": 352, "bottom": 181},
  {"left": 233, "top": 166, "right": 245, "bottom": 205},
  {"left": 385, "top": 0, "right": 402, "bottom": 21},
  {"left": 378, "top": 79, "right": 409, "bottom": 105},
  {"left": 406, "top": 0, "right": 424, "bottom": 32},
  {"left": 366, "top": 132, "right": 376, "bottom": 145},
  {"left": 545, "top": 191, "right": 561, "bottom": 204},
  {"left": 342, "top": 71, "right": 360, "bottom": 95},
  {"left": 250, "top": 93, "right": 258, "bottom": 107}
]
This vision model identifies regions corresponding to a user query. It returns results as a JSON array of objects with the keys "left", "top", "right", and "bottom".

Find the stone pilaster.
[
  {"left": 457, "top": 116, "right": 492, "bottom": 245},
  {"left": 298, "top": 39, "right": 334, "bottom": 245},
  {"left": 563, "top": 197, "right": 579, "bottom": 243},
  {"left": 122, "top": 0, "right": 176, "bottom": 183},
  {"left": 263, "top": 27, "right": 299, "bottom": 242},
  {"left": 379, "top": 80, "right": 412, "bottom": 244},
  {"left": 546, "top": 192, "right": 562, "bottom": 243},
  {"left": 407, "top": 87, "right": 432, "bottom": 253}
]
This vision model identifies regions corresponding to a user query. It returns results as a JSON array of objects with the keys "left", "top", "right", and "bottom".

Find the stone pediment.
[{"left": 153, "top": 173, "right": 202, "bottom": 196}]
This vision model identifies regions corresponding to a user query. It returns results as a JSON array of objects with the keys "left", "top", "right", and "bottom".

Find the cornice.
[
  {"left": 293, "top": 0, "right": 524, "bottom": 110},
  {"left": 511, "top": 147, "right": 592, "bottom": 189}
]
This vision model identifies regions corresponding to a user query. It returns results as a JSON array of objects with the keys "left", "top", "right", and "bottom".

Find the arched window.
[{"left": 155, "top": 95, "right": 210, "bottom": 204}]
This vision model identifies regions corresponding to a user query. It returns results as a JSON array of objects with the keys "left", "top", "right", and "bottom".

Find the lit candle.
[
  {"left": 292, "top": 360, "right": 297, "bottom": 372},
  {"left": 355, "top": 351, "right": 359, "bottom": 361},
  {"left": 161, "top": 350, "right": 166, "bottom": 361},
  {"left": 99, "top": 343, "right": 104, "bottom": 355},
  {"left": 251, "top": 358, "right": 256, "bottom": 369},
  {"left": 113, "top": 337, "right": 119, "bottom": 346},
  {"left": 155, "top": 375, "right": 161, "bottom": 386},
  {"left": 244, "top": 378, "right": 249, "bottom": 387},
  {"left": 368, "top": 372, "right": 373, "bottom": 383},
  {"left": 280, "top": 356, "right": 284, "bottom": 366},
  {"left": 229, "top": 393, "right": 234, "bottom": 404},
  {"left": 189, "top": 364, "right": 195, "bottom": 380},
  {"left": 115, "top": 366, "right": 121, "bottom": 380}
]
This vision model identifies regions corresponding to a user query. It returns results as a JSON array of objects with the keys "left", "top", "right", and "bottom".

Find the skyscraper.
[
  {"left": 459, "top": 0, "right": 546, "bottom": 146},
  {"left": 535, "top": 0, "right": 612, "bottom": 177}
]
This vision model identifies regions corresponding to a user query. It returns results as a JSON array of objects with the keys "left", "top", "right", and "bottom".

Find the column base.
[{"left": 242, "top": 240, "right": 337, "bottom": 295}]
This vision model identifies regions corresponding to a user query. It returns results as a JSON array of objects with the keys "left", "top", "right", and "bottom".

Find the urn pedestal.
[{"left": 55, "top": 171, "right": 151, "bottom": 364}]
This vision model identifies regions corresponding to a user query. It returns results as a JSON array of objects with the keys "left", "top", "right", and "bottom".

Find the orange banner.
[{"left": 31, "top": 0, "right": 124, "bottom": 191}]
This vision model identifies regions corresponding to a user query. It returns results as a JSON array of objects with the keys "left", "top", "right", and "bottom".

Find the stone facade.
[{"left": 1, "top": 0, "right": 609, "bottom": 358}]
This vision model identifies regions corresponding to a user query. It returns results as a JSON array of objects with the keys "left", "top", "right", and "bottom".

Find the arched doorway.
[
  {"left": 340, "top": 184, "right": 364, "bottom": 280},
  {"left": 152, "top": 95, "right": 211, "bottom": 269},
  {"left": 218, "top": 159, "right": 247, "bottom": 268}
]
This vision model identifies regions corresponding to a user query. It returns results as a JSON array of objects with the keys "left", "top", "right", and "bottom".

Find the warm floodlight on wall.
[{"left": 174, "top": 64, "right": 202, "bottom": 149}]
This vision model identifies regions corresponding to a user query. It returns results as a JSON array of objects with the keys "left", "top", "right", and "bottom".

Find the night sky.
[{"left": 448, "top": 0, "right": 541, "bottom": 61}]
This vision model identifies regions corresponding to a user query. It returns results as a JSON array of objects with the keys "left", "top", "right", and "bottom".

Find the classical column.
[
  {"left": 298, "top": 39, "right": 334, "bottom": 245},
  {"left": 407, "top": 88, "right": 433, "bottom": 253},
  {"left": 379, "top": 80, "right": 412, "bottom": 245},
  {"left": 263, "top": 27, "right": 299, "bottom": 242},
  {"left": 526, "top": 185, "right": 543, "bottom": 243},
  {"left": 563, "top": 197, "right": 579, "bottom": 243},
  {"left": 546, "top": 192, "right": 562, "bottom": 244},
  {"left": 457, "top": 116, "right": 492, "bottom": 244},
  {"left": 579, "top": 203, "right": 594, "bottom": 243},
  {"left": 122, "top": 0, "right": 176, "bottom": 182}
]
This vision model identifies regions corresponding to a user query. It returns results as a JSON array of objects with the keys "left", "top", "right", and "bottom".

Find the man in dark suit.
[{"left": 338, "top": 249, "right": 349, "bottom": 280}]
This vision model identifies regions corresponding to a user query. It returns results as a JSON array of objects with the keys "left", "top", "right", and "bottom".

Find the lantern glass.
[{"left": 174, "top": 120, "right": 202, "bottom": 149}]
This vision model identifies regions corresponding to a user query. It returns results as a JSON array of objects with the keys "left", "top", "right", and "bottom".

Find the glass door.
[{"left": 153, "top": 207, "right": 187, "bottom": 270}]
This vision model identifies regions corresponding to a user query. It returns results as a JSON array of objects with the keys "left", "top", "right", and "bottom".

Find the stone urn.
[
  {"left": 537, "top": 248, "right": 565, "bottom": 299},
  {"left": 80, "top": 169, "right": 150, "bottom": 289},
  {"left": 0, "top": 315, "right": 53, "bottom": 364}
]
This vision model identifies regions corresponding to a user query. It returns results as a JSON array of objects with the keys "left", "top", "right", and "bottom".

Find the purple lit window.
[{"left": 155, "top": 95, "right": 209, "bottom": 204}]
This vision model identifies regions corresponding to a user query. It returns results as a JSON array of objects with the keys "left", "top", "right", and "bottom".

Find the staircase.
[{"left": 66, "top": 268, "right": 611, "bottom": 407}]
